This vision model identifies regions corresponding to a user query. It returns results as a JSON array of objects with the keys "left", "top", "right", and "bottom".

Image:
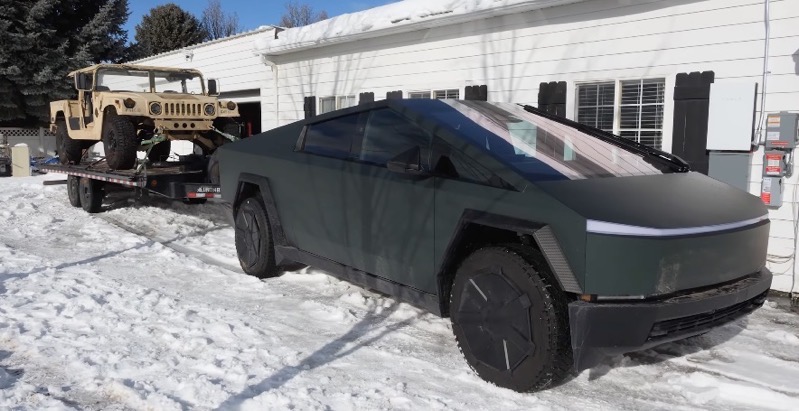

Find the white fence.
[{"left": 0, "top": 127, "right": 56, "bottom": 157}]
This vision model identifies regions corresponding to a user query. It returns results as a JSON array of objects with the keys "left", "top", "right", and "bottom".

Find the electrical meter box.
[
  {"left": 765, "top": 112, "right": 799, "bottom": 149},
  {"left": 761, "top": 176, "right": 783, "bottom": 207},
  {"left": 763, "top": 150, "right": 788, "bottom": 177}
]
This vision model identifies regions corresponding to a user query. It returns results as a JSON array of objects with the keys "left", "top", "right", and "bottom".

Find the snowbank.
[{"left": 0, "top": 175, "right": 797, "bottom": 410}]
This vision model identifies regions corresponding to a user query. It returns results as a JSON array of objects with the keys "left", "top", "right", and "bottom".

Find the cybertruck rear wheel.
[
  {"left": 235, "top": 196, "right": 279, "bottom": 279},
  {"left": 450, "top": 245, "right": 572, "bottom": 392},
  {"left": 102, "top": 110, "right": 137, "bottom": 170}
]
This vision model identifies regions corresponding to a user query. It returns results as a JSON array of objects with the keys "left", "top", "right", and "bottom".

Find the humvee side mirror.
[
  {"left": 75, "top": 73, "right": 92, "bottom": 91},
  {"left": 207, "top": 79, "right": 219, "bottom": 96}
]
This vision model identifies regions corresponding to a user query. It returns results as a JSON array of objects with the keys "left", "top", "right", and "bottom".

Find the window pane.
[
  {"left": 434, "top": 89, "right": 459, "bottom": 99},
  {"left": 337, "top": 95, "right": 355, "bottom": 109},
  {"left": 358, "top": 109, "right": 431, "bottom": 166},
  {"left": 619, "top": 78, "right": 665, "bottom": 148},
  {"left": 409, "top": 91, "right": 430, "bottom": 99},
  {"left": 318, "top": 97, "right": 336, "bottom": 114},
  {"left": 303, "top": 113, "right": 360, "bottom": 159},
  {"left": 576, "top": 82, "right": 614, "bottom": 132}
]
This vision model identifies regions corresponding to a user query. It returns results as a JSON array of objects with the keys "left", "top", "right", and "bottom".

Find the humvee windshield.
[
  {"left": 95, "top": 68, "right": 205, "bottom": 94},
  {"left": 417, "top": 99, "right": 667, "bottom": 181}
]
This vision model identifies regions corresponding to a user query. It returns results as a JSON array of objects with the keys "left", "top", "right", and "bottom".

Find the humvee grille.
[{"left": 164, "top": 102, "right": 203, "bottom": 117}]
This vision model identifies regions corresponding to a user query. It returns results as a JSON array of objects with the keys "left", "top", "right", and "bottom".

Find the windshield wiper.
[{"left": 519, "top": 104, "right": 690, "bottom": 173}]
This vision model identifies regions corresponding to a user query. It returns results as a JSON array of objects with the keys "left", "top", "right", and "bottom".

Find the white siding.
[{"left": 135, "top": 30, "right": 271, "bottom": 97}]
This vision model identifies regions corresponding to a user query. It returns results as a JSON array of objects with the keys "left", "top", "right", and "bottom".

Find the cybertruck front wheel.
[
  {"left": 234, "top": 196, "right": 279, "bottom": 278},
  {"left": 450, "top": 245, "right": 572, "bottom": 392}
]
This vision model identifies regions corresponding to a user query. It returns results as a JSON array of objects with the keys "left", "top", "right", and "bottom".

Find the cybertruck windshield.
[{"left": 424, "top": 100, "right": 668, "bottom": 181}]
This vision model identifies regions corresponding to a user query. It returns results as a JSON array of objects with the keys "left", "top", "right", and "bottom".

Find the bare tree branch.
[
  {"left": 279, "top": 1, "right": 328, "bottom": 28},
  {"left": 202, "top": 0, "right": 242, "bottom": 40}
]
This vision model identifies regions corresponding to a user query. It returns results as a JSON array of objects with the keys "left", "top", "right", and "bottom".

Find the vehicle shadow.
[
  {"left": 585, "top": 318, "right": 747, "bottom": 381},
  {"left": 0, "top": 350, "right": 23, "bottom": 391},
  {"left": 215, "top": 302, "right": 421, "bottom": 410}
]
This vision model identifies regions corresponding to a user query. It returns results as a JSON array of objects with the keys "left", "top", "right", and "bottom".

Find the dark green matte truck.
[{"left": 215, "top": 99, "right": 772, "bottom": 392}]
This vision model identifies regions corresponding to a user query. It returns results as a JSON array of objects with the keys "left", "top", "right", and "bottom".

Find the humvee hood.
[{"left": 536, "top": 172, "right": 767, "bottom": 231}]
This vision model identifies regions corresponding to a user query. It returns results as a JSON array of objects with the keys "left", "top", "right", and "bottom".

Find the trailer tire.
[
  {"left": 450, "top": 245, "right": 572, "bottom": 392},
  {"left": 56, "top": 120, "right": 83, "bottom": 165},
  {"left": 78, "top": 177, "right": 104, "bottom": 213},
  {"left": 234, "top": 196, "right": 279, "bottom": 278},
  {"left": 102, "top": 110, "right": 137, "bottom": 170},
  {"left": 67, "top": 175, "right": 81, "bottom": 207},
  {"left": 148, "top": 140, "right": 172, "bottom": 162}
]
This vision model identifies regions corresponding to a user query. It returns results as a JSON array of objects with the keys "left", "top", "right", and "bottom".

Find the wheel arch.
[
  {"left": 233, "top": 173, "right": 292, "bottom": 260},
  {"left": 436, "top": 210, "right": 583, "bottom": 317}
]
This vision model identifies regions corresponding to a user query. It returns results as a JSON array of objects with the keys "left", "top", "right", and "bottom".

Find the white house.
[{"left": 136, "top": 0, "right": 799, "bottom": 294}]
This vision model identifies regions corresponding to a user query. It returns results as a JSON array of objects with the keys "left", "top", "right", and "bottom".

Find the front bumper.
[{"left": 569, "top": 268, "right": 772, "bottom": 371}]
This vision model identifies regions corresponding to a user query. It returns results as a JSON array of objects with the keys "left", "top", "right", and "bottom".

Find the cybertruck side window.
[
  {"left": 302, "top": 113, "right": 362, "bottom": 159},
  {"left": 356, "top": 109, "right": 432, "bottom": 167}
]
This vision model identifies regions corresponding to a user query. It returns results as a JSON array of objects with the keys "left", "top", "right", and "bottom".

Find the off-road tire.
[
  {"left": 147, "top": 140, "right": 172, "bottom": 162},
  {"left": 78, "top": 177, "right": 104, "bottom": 213},
  {"left": 67, "top": 175, "right": 81, "bottom": 207},
  {"left": 450, "top": 244, "right": 572, "bottom": 392},
  {"left": 102, "top": 110, "right": 137, "bottom": 170},
  {"left": 56, "top": 120, "right": 84, "bottom": 165},
  {"left": 234, "top": 196, "right": 279, "bottom": 278}
]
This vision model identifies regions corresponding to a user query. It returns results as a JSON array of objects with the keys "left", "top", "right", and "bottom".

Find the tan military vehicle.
[{"left": 50, "top": 64, "right": 241, "bottom": 170}]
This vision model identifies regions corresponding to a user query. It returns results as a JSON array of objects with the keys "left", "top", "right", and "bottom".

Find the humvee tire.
[
  {"left": 56, "top": 120, "right": 84, "bottom": 165},
  {"left": 450, "top": 245, "right": 572, "bottom": 392},
  {"left": 78, "top": 177, "right": 104, "bottom": 213},
  {"left": 234, "top": 196, "right": 279, "bottom": 279},
  {"left": 148, "top": 140, "right": 172, "bottom": 162},
  {"left": 67, "top": 175, "right": 81, "bottom": 207},
  {"left": 102, "top": 110, "right": 137, "bottom": 170}
]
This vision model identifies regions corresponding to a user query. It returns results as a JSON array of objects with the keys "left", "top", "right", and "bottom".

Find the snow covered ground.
[{"left": 1, "top": 174, "right": 798, "bottom": 410}]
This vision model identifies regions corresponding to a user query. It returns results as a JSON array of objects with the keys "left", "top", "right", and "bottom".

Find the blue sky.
[{"left": 124, "top": 1, "right": 396, "bottom": 43}]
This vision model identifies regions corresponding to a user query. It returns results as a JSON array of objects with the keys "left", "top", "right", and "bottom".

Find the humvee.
[{"left": 50, "top": 64, "right": 241, "bottom": 170}]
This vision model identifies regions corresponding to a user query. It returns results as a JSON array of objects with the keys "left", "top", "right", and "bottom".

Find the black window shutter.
[
  {"left": 671, "top": 71, "right": 715, "bottom": 175},
  {"left": 465, "top": 85, "right": 488, "bottom": 101},
  {"left": 386, "top": 90, "right": 403, "bottom": 100},
  {"left": 358, "top": 92, "right": 375, "bottom": 105},
  {"left": 303, "top": 96, "right": 316, "bottom": 119},
  {"left": 538, "top": 81, "right": 567, "bottom": 117}
]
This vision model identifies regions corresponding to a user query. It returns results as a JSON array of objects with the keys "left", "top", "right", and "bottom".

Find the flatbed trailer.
[{"left": 39, "top": 155, "right": 221, "bottom": 213}]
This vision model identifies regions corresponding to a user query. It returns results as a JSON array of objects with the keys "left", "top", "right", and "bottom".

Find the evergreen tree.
[
  {"left": 134, "top": 4, "right": 209, "bottom": 57},
  {"left": 0, "top": 0, "right": 130, "bottom": 126}
]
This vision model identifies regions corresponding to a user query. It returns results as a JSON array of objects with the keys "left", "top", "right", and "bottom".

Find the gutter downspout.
[{"left": 261, "top": 55, "right": 279, "bottom": 130}]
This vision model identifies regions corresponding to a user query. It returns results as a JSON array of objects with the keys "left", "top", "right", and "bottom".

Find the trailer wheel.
[
  {"left": 450, "top": 245, "right": 572, "bottom": 392},
  {"left": 56, "top": 120, "right": 83, "bottom": 164},
  {"left": 234, "top": 196, "right": 279, "bottom": 278},
  {"left": 102, "top": 110, "right": 137, "bottom": 170},
  {"left": 148, "top": 140, "right": 172, "bottom": 162},
  {"left": 67, "top": 175, "right": 81, "bottom": 207},
  {"left": 78, "top": 177, "right": 104, "bottom": 213}
]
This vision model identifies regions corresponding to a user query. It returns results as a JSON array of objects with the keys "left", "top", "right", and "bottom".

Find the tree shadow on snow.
[
  {"left": 586, "top": 317, "right": 747, "bottom": 381},
  {"left": 215, "top": 302, "right": 421, "bottom": 410}
]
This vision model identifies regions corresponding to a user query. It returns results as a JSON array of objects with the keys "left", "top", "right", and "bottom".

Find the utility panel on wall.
[{"left": 706, "top": 82, "right": 757, "bottom": 151}]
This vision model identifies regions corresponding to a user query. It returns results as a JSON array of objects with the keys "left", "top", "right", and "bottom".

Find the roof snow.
[{"left": 254, "top": 0, "right": 584, "bottom": 56}]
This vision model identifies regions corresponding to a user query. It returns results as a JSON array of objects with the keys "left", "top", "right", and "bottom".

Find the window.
[
  {"left": 409, "top": 91, "right": 431, "bottom": 99},
  {"left": 619, "top": 79, "right": 665, "bottom": 148},
  {"left": 434, "top": 89, "right": 460, "bottom": 99},
  {"left": 408, "top": 89, "right": 460, "bottom": 100},
  {"left": 318, "top": 95, "right": 357, "bottom": 114},
  {"left": 433, "top": 146, "right": 498, "bottom": 187},
  {"left": 576, "top": 78, "right": 665, "bottom": 148},
  {"left": 358, "top": 109, "right": 431, "bottom": 166},
  {"left": 302, "top": 113, "right": 361, "bottom": 159},
  {"left": 576, "top": 82, "right": 615, "bottom": 132}
]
